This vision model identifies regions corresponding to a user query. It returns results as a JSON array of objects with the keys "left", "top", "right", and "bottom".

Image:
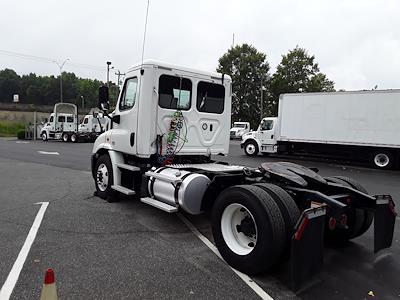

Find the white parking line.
[
  {"left": 177, "top": 213, "right": 274, "bottom": 300},
  {"left": 15, "top": 141, "right": 29, "bottom": 144},
  {"left": 0, "top": 202, "right": 49, "bottom": 300},
  {"left": 37, "top": 151, "right": 60, "bottom": 155}
]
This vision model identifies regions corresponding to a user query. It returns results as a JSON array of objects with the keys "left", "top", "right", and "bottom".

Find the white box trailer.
[{"left": 241, "top": 90, "right": 400, "bottom": 169}]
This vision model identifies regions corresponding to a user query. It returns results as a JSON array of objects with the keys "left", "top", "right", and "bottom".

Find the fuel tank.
[{"left": 148, "top": 167, "right": 211, "bottom": 214}]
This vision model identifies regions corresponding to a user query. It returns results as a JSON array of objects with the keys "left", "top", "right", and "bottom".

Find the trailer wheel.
[
  {"left": 371, "top": 150, "right": 393, "bottom": 170},
  {"left": 95, "top": 154, "right": 117, "bottom": 202},
  {"left": 71, "top": 133, "right": 77, "bottom": 143},
  {"left": 324, "top": 176, "right": 373, "bottom": 241},
  {"left": 332, "top": 176, "right": 374, "bottom": 238},
  {"left": 254, "top": 183, "right": 300, "bottom": 251},
  {"left": 244, "top": 140, "right": 259, "bottom": 156},
  {"left": 62, "top": 133, "right": 69, "bottom": 142},
  {"left": 41, "top": 132, "right": 47, "bottom": 141},
  {"left": 211, "top": 185, "right": 286, "bottom": 274}
]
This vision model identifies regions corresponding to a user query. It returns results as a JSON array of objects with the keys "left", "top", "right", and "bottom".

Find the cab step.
[
  {"left": 111, "top": 185, "right": 136, "bottom": 195},
  {"left": 116, "top": 163, "right": 140, "bottom": 172},
  {"left": 140, "top": 197, "right": 178, "bottom": 213}
]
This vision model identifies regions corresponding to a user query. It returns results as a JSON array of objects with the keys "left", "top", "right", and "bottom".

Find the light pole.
[
  {"left": 106, "top": 61, "right": 113, "bottom": 88},
  {"left": 80, "top": 95, "right": 85, "bottom": 109},
  {"left": 53, "top": 58, "right": 69, "bottom": 103}
]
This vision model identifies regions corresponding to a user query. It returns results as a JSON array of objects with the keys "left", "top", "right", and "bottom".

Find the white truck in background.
[
  {"left": 41, "top": 103, "right": 108, "bottom": 143},
  {"left": 230, "top": 121, "right": 250, "bottom": 139},
  {"left": 90, "top": 60, "right": 396, "bottom": 290},
  {"left": 241, "top": 90, "right": 400, "bottom": 169}
]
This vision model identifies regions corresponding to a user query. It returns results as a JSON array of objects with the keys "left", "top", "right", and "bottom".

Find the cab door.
[
  {"left": 259, "top": 119, "right": 277, "bottom": 153},
  {"left": 110, "top": 74, "right": 139, "bottom": 155}
]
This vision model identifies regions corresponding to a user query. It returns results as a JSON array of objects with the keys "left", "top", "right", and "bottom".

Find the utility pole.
[
  {"left": 115, "top": 70, "right": 126, "bottom": 86},
  {"left": 232, "top": 33, "right": 235, "bottom": 48},
  {"left": 260, "top": 78, "right": 263, "bottom": 120},
  {"left": 53, "top": 58, "right": 69, "bottom": 103},
  {"left": 80, "top": 95, "right": 84, "bottom": 109}
]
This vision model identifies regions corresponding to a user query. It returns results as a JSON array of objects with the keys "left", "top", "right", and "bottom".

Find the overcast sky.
[{"left": 0, "top": 0, "right": 399, "bottom": 90}]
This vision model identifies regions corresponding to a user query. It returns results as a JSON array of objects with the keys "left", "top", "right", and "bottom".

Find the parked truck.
[
  {"left": 41, "top": 103, "right": 108, "bottom": 143},
  {"left": 91, "top": 60, "right": 396, "bottom": 290},
  {"left": 230, "top": 121, "right": 250, "bottom": 139},
  {"left": 241, "top": 90, "right": 400, "bottom": 169}
]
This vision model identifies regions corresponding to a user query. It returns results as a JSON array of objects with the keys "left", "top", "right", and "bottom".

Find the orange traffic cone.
[{"left": 39, "top": 268, "right": 58, "bottom": 300}]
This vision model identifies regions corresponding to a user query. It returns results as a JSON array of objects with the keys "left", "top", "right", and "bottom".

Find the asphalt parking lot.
[{"left": 0, "top": 138, "right": 399, "bottom": 299}]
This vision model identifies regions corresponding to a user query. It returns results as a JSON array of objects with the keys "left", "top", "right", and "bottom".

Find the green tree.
[
  {"left": 0, "top": 69, "right": 21, "bottom": 102},
  {"left": 217, "top": 44, "right": 270, "bottom": 129},
  {"left": 269, "top": 46, "right": 335, "bottom": 115}
]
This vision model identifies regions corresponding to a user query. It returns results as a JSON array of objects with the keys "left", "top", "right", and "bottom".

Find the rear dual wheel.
[
  {"left": 211, "top": 184, "right": 294, "bottom": 274},
  {"left": 62, "top": 133, "right": 69, "bottom": 142}
]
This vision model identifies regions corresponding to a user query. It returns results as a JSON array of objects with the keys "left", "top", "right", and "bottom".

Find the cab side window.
[
  {"left": 158, "top": 75, "right": 192, "bottom": 110},
  {"left": 261, "top": 120, "right": 273, "bottom": 131},
  {"left": 119, "top": 77, "right": 138, "bottom": 110},
  {"left": 58, "top": 116, "right": 65, "bottom": 122},
  {"left": 83, "top": 118, "right": 89, "bottom": 124},
  {"left": 49, "top": 116, "right": 54, "bottom": 122}
]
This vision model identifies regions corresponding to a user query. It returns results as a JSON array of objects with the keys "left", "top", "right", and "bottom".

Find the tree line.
[
  {"left": 0, "top": 69, "right": 119, "bottom": 109},
  {"left": 217, "top": 45, "right": 335, "bottom": 129},
  {"left": 0, "top": 45, "right": 334, "bottom": 128}
]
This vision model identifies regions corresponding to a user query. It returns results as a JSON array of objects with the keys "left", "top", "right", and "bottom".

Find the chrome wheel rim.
[{"left": 96, "top": 163, "right": 109, "bottom": 192}]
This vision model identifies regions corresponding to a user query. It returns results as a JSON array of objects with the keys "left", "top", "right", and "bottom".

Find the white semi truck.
[
  {"left": 41, "top": 103, "right": 108, "bottom": 143},
  {"left": 241, "top": 90, "right": 400, "bottom": 169},
  {"left": 91, "top": 60, "right": 396, "bottom": 290}
]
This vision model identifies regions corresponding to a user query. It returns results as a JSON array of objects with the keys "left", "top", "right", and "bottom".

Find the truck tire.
[
  {"left": 41, "top": 132, "right": 48, "bottom": 141},
  {"left": 94, "top": 154, "right": 117, "bottom": 202},
  {"left": 71, "top": 133, "right": 78, "bottom": 143},
  {"left": 244, "top": 140, "right": 259, "bottom": 156},
  {"left": 62, "top": 133, "right": 69, "bottom": 142},
  {"left": 211, "top": 185, "right": 286, "bottom": 274},
  {"left": 332, "top": 176, "right": 374, "bottom": 238},
  {"left": 370, "top": 150, "right": 394, "bottom": 170},
  {"left": 254, "top": 183, "right": 300, "bottom": 250},
  {"left": 324, "top": 176, "right": 373, "bottom": 241}
]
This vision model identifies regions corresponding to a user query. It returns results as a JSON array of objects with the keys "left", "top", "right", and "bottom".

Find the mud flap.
[
  {"left": 290, "top": 204, "right": 327, "bottom": 291},
  {"left": 374, "top": 195, "right": 396, "bottom": 253}
]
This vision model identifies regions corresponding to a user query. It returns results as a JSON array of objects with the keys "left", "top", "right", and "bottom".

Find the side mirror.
[{"left": 98, "top": 85, "right": 109, "bottom": 111}]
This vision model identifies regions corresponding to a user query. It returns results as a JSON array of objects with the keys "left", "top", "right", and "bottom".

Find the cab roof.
[{"left": 127, "top": 59, "right": 231, "bottom": 82}]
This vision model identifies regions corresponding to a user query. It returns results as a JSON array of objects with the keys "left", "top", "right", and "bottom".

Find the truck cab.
[
  {"left": 41, "top": 111, "right": 76, "bottom": 141},
  {"left": 241, "top": 117, "right": 278, "bottom": 156},
  {"left": 79, "top": 114, "right": 108, "bottom": 133},
  {"left": 93, "top": 59, "right": 232, "bottom": 160},
  {"left": 230, "top": 121, "right": 250, "bottom": 139}
]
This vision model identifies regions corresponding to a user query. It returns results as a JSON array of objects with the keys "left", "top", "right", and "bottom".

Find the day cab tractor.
[{"left": 91, "top": 60, "right": 396, "bottom": 290}]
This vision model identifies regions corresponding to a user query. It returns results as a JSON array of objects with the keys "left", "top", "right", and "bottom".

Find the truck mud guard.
[
  {"left": 374, "top": 195, "right": 396, "bottom": 253},
  {"left": 290, "top": 204, "right": 326, "bottom": 292}
]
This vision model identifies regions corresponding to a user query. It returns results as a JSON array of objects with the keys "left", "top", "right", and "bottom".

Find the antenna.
[{"left": 141, "top": 0, "right": 150, "bottom": 66}]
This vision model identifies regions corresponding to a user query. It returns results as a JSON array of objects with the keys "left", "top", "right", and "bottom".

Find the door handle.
[
  {"left": 271, "top": 135, "right": 274, "bottom": 139},
  {"left": 130, "top": 132, "right": 135, "bottom": 147}
]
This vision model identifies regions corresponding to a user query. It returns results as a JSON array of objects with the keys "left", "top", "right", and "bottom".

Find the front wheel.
[
  {"left": 211, "top": 185, "right": 286, "bottom": 274},
  {"left": 94, "top": 154, "right": 115, "bottom": 201},
  {"left": 244, "top": 140, "right": 259, "bottom": 156},
  {"left": 41, "top": 132, "right": 48, "bottom": 141}
]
